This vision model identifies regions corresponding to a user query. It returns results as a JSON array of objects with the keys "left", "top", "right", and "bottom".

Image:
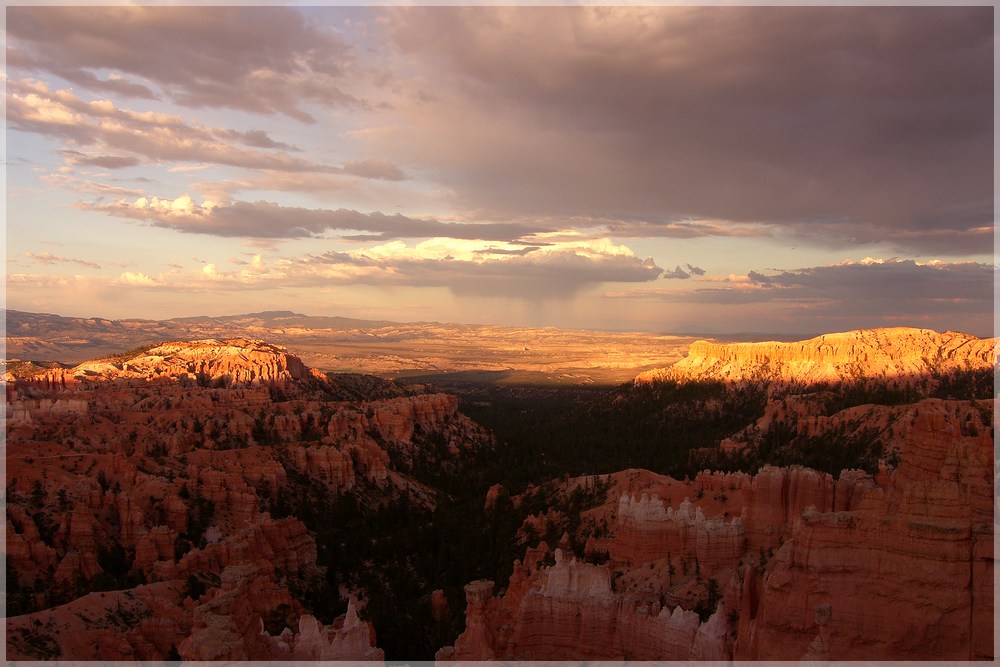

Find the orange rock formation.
[
  {"left": 5, "top": 339, "right": 489, "bottom": 660},
  {"left": 636, "top": 327, "right": 996, "bottom": 384}
]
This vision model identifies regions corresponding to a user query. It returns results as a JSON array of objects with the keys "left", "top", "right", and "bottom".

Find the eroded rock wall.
[{"left": 443, "top": 399, "right": 993, "bottom": 662}]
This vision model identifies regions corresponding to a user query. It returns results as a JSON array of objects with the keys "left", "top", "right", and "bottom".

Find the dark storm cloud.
[
  {"left": 604, "top": 219, "right": 767, "bottom": 240},
  {"left": 7, "top": 6, "right": 359, "bottom": 122},
  {"left": 472, "top": 246, "right": 543, "bottom": 257},
  {"left": 621, "top": 260, "right": 993, "bottom": 322},
  {"left": 744, "top": 261, "right": 994, "bottom": 305},
  {"left": 384, "top": 6, "right": 993, "bottom": 254},
  {"left": 607, "top": 259, "right": 994, "bottom": 334}
]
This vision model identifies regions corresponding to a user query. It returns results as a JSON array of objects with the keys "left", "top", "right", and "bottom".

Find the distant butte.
[{"left": 635, "top": 327, "right": 997, "bottom": 384}]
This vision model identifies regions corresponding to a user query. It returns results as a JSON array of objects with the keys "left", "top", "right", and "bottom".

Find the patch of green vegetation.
[
  {"left": 92, "top": 542, "right": 146, "bottom": 592},
  {"left": 4, "top": 359, "right": 72, "bottom": 376},
  {"left": 929, "top": 365, "right": 995, "bottom": 401},
  {"left": 12, "top": 621, "right": 62, "bottom": 660},
  {"left": 459, "top": 378, "right": 768, "bottom": 487},
  {"left": 89, "top": 599, "right": 153, "bottom": 631},
  {"left": 267, "top": 436, "right": 613, "bottom": 660}
]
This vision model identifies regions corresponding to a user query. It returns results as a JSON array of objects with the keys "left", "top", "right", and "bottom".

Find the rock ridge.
[{"left": 636, "top": 327, "right": 996, "bottom": 384}]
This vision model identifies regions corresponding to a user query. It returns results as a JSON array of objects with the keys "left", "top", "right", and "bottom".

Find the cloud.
[
  {"left": 59, "top": 150, "right": 141, "bottom": 170},
  {"left": 10, "top": 78, "right": 408, "bottom": 207},
  {"left": 40, "top": 172, "right": 146, "bottom": 198},
  {"left": 155, "top": 237, "right": 662, "bottom": 298},
  {"left": 663, "top": 265, "right": 690, "bottom": 280},
  {"left": 25, "top": 251, "right": 101, "bottom": 270},
  {"left": 23, "top": 237, "right": 661, "bottom": 300},
  {"left": 211, "top": 129, "right": 301, "bottom": 152},
  {"left": 604, "top": 219, "right": 769, "bottom": 240},
  {"left": 8, "top": 79, "right": 331, "bottom": 173},
  {"left": 82, "top": 194, "right": 552, "bottom": 241},
  {"left": 741, "top": 259, "right": 994, "bottom": 304},
  {"left": 685, "top": 263, "right": 705, "bottom": 276},
  {"left": 7, "top": 6, "right": 361, "bottom": 121},
  {"left": 376, "top": 6, "right": 992, "bottom": 254},
  {"left": 118, "top": 271, "right": 157, "bottom": 286},
  {"left": 606, "top": 258, "right": 993, "bottom": 332},
  {"left": 342, "top": 159, "right": 406, "bottom": 181}
]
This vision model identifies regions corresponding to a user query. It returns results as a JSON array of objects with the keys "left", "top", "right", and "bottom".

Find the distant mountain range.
[{"left": 2, "top": 309, "right": 700, "bottom": 384}]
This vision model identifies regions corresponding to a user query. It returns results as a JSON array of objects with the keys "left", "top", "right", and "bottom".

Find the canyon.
[
  {"left": 5, "top": 339, "right": 488, "bottom": 659},
  {"left": 4, "top": 322, "right": 995, "bottom": 661},
  {"left": 439, "top": 327, "right": 996, "bottom": 662},
  {"left": 440, "top": 397, "right": 993, "bottom": 661}
]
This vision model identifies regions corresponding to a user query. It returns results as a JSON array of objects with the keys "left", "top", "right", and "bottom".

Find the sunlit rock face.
[
  {"left": 636, "top": 327, "right": 997, "bottom": 384},
  {"left": 71, "top": 339, "right": 315, "bottom": 387},
  {"left": 5, "top": 339, "right": 494, "bottom": 661}
]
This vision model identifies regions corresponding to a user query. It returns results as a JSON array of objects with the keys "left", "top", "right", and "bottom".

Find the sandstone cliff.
[
  {"left": 438, "top": 546, "right": 719, "bottom": 661},
  {"left": 636, "top": 327, "right": 996, "bottom": 384},
  {"left": 736, "top": 398, "right": 994, "bottom": 660}
]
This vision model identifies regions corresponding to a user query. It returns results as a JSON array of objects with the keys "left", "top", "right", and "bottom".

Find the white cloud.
[
  {"left": 118, "top": 271, "right": 156, "bottom": 286},
  {"left": 63, "top": 237, "right": 663, "bottom": 299}
]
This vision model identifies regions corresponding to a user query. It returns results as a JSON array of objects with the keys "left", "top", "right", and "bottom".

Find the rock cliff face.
[
  {"left": 5, "top": 339, "right": 491, "bottom": 661},
  {"left": 438, "top": 545, "right": 719, "bottom": 661},
  {"left": 442, "top": 397, "right": 993, "bottom": 662},
  {"left": 737, "top": 398, "right": 994, "bottom": 660},
  {"left": 636, "top": 327, "right": 996, "bottom": 384},
  {"left": 177, "top": 564, "right": 383, "bottom": 662},
  {"left": 613, "top": 494, "right": 745, "bottom": 572}
]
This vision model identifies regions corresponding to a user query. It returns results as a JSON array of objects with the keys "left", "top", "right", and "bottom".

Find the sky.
[{"left": 5, "top": 4, "right": 996, "bottom": 336}]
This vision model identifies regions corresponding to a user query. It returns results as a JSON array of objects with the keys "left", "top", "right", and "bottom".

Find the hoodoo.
[{"left": 5, "top": 338, "right": 491, "bottom": 660}]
